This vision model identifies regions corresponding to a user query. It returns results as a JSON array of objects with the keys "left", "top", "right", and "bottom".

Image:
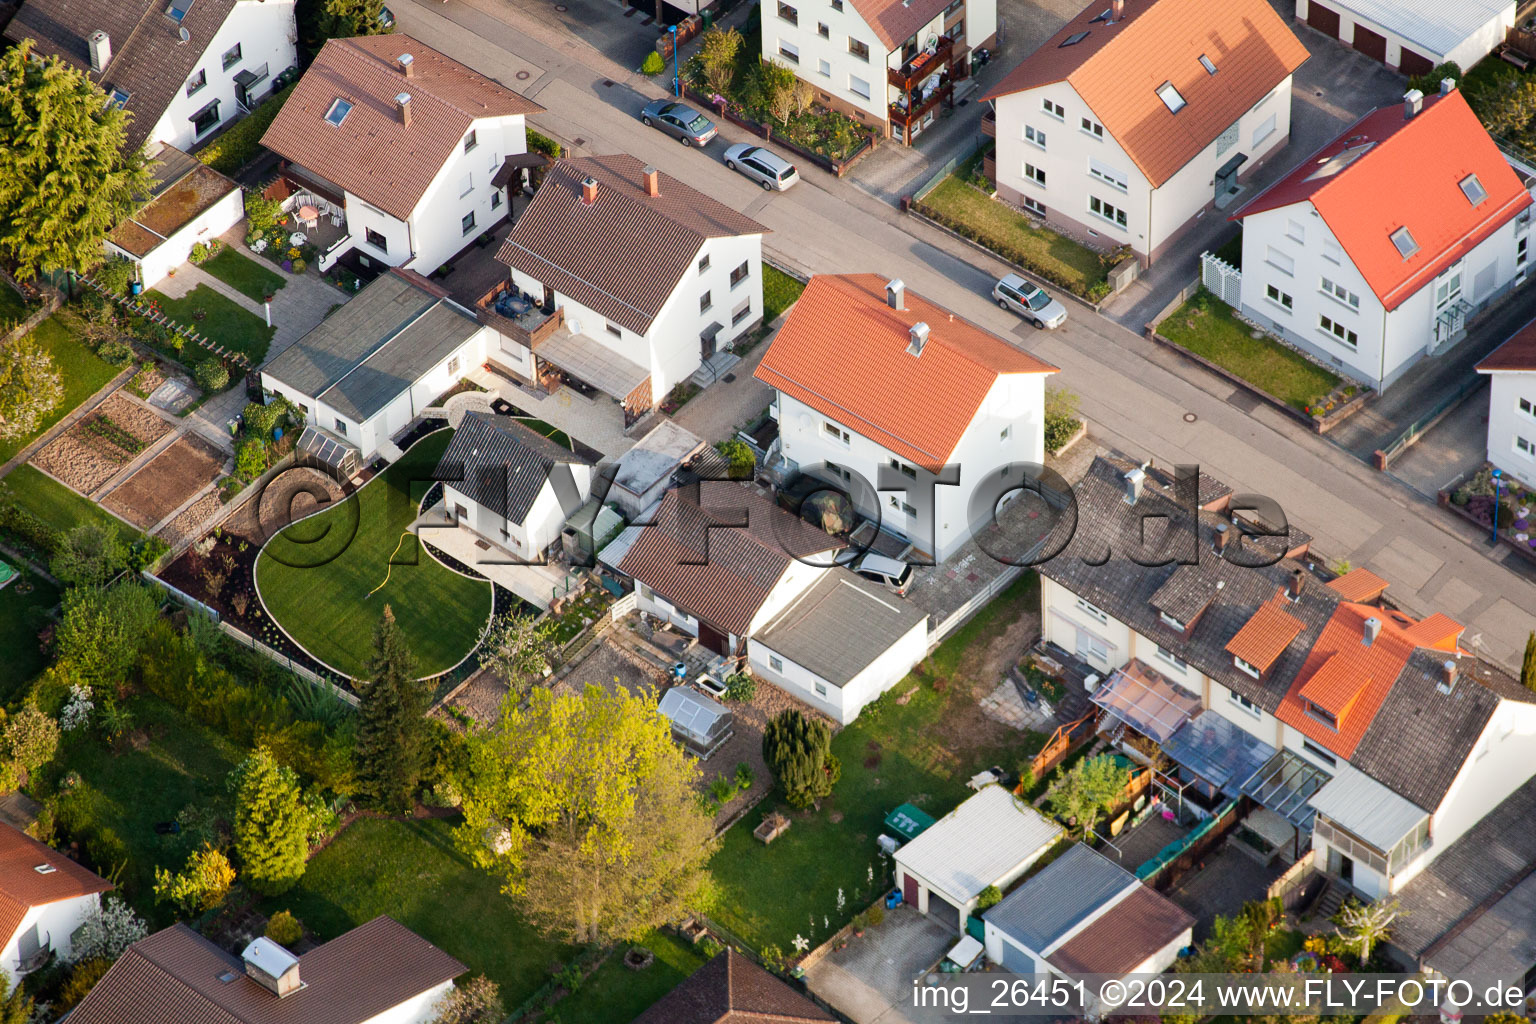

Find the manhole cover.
[
  {"left": 722, "top": 372, "right": 736, "bottom": 383},
  {"left": 1184, "top": 412, "right": 1197, "bottom": 422},
  {"left": 516, "top": 70, "right": 530, "bottom": 80}
]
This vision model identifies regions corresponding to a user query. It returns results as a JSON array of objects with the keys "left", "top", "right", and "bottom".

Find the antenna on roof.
[{"left": 178, "top": 26, "right": 190, "bottom": 43}]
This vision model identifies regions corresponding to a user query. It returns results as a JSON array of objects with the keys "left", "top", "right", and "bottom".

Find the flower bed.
[{"left": 1442, "top": 463, "right": 1536, "bottom": 562}]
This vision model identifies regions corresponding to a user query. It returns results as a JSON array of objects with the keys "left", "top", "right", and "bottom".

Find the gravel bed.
[
  {"left": 31, "top": 392, "right": 172, "bottom": 495},
  {"left": 157, "top": 490, "right": 225, "bottom": 547}
]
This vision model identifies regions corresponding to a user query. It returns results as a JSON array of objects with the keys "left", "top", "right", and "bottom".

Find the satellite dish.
[{"left": 178, "top": 26, "right": 190, "bottom": 43}]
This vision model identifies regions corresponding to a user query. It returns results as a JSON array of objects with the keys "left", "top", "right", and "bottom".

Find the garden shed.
[
  {"left": 103, "top": 147, "right": 244, "bottom": 289},
  {"left": 295, "top": 426, "right": 360, "bottom": 481},
  {"left": 657, "top": 686, "right": 733, "bottom": 759}
]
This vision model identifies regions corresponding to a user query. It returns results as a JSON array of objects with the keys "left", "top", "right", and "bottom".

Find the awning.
[
  {"left": 1308, "top": 762, "right": 1427, "bottom": 852},
  {"left": 1090, "top": 660, "right": 1202, "bottom": 743},
  {"left": 1241, "top": 748, "right": 1332, "bottom": 831},
  {"left": 1161, "top": 712, "right": 1275, "bottom": 797},
  {"left": 188, "top": 99, "right": 219, "bottom": 123},
  {"left": 297, "top": 425, "right": 358, "bottom": 469},
  {"left": 234, "top": 63, "right": 269, "bottom": 88},
  {"left": 491, "top": 152, "right": 550, "bottom": 189},
  {"left": 535, "top": 329, "right": 650, "bottom": 401},
  {"left": 885, "top": 803, "right": 937, "bottom": 842},
  {"left": 1216, "top": 152, "right": 1249, "bottom": 178}
]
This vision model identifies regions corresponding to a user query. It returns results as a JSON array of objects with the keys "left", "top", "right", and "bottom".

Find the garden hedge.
[
  {"left": 913, "top": 198, "right": 1108, "bottom": 301},
  {"left": 195, "top": 84, "right": 297, "bottom": 176}
]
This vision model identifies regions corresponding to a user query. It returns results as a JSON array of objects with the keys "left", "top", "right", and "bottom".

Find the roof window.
[
  {"left": 1459, "top": 173, "right": 1487, "bottom": 206},
  {"left": 1389, "top": 226, "right": 1419, "bottom": 259},
  {"left": 106, "top": 88, "right": 130, "bottom": 110},
  {"left": 324, "top": 98, "right": 353, "bottom": 127},
  {"left": 1060, "top": 31, "right": 1089, "bottom": 46},
  {"left": 1089, "top": 8, "right": 1111, "bottom": 21},
  {"left": 1199, "top": 54, "right": 1217, "bottom": 74},
  {"left": 1156, "top": 81, "right": 1186, "bottom": 113},
  {"left": 34, "top": 863, "right": 57, "bottom": 874},
  {"left": 166, "top": 0, "right": 195, "bottom": 22}
]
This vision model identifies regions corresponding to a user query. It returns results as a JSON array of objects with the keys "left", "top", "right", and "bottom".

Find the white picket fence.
[
  {"left": 1201, "top": 251, "right": 1242, "bottom": 308},
  {"left": 609, "top": 591, "right": 638, "bottom": 621}
]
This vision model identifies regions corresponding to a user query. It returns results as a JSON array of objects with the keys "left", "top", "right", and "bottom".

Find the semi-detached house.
[
  {"left": 982, "top": 0, "right": 1308, "bottom": 265},
  {"left": 1039, "top": 456, "right": 1536, "bottom": 901},
  {"left": 1475, "top": 317, "right": 1536, "bottom": 486},
  {"left": 1233, "top": 86, "right": 1534, "bottom": 391},
  {"left": 1, "top": 824, "right": 113, "bottom": 987}
]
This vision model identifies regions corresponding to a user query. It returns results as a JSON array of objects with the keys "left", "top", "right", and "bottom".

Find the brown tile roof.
[
  {"left": 0, "top": 823, "right": 112, "bottom": 950},
  {"left": 1047, "top": 885, "right": 1194, "bottom": 977},
  {"left": 1225, "top": 589, "right": 1304, "bottom": 673},
  {"left": 618, "top": 485, "right": 843, "bottom": 636},
  {"left": 846, "top": 0, "right": 954, "bottom": 52},
  {"left": 68, "top": 917, "right": 465, "bottom": 1024},
  {"left": 632, "top": 948, "right": 837, "bottom": 1024},
  {"left": 6, "top": 0, "right": 239, "bottom": 151},
  {"left": 982, "top": 0, "right": 1309, "bottom": 186},
  {"left": 261, "top": 34, "right": 544, "bottom": 222},
  {"left": 1325, "top": 566, "right": 1390, "bottom": 603},
  {"left": 497, "top": 155, "right": 769, "bottom": 336},
  {"left": 1477, "top": 317, "right": 1536, "bottom": 373},
  {"left": 753, "top": 274, "right": 1057, "bottom": 472},
  {"left": 110, "top": 160, "right": 239, "bottom": 258}
]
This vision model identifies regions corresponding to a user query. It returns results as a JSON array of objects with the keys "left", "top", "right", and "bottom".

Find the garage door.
[
  {"left": 1306, "top": 1, "right": 1340, "bottom": 37},
  {"left": 1399, "top": 48, "right": 1434, "bottom": 76},
  {"left": 999, "top": 937, "right": 1033, "bottom": 974},
  {"left": 928, "top": 892, "right": 963, "bottom": 932},
  {"left": 1352, "top": 25, "right": 1387, "bottom": 62}
]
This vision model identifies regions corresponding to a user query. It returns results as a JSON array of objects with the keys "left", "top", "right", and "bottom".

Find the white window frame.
[
  {"left": 1088, "top": 157, "right": 1127, "bottom": 191},
  {"left": 848, "top": 74, "right": 871, "bottom": 100},
  {"left": 1025, "top": 124, "right": 1046, "bottom": 149},
  {"left": 823, "top": 421, "right": 850, "bottom": 444},
  {"left": 1252, "top": 113, "right": 1276, "bottom": 146},
  {"left": 1265, "top": 284, "right": 1293, "bottom": 311},
  {"left": 1041, "top": 98, "right": 1064, "bottom": 120},
  {"left": 1080, "top": 117, "right": 1103, "bottom": 139},
  {"left": 1158, "top": 611, "right": 1185, "bottom": 631},
  {"left": 1154, "top": 645, "right": 1188, "bottom": 671},
  {"left": 1230, "top": 685, "right": 1261, "bottom": 709},
  {"left": 1265, "top": 246, "right": 1294, "bottom": 276},
  {"left": 1024, "top": 162, "right": 1046, "bottom": 187},
  {"left": 769, "top": 653, "right": 784, "bottom": 671},
  {"left": 1088, "top": 195, "right": 1126, "bottom": 228},
  {"left": 1022, "top": 196, "right": 1046, "bottom": 217},
  {"left": 814, "top": 681, "right": 828, "bottom": 697},
  {"left": 1286, "top": 219, "right": 1305, "bottom": 243},
  {"left": 1319, "top": 314, "right": 1358, "bottom": 348},
  {"left": 1076, "top": 596, "right": 1109, "bottom": 624},
  {"left": 1320, "top": 276, "right": 1360, "bottom": 310}
]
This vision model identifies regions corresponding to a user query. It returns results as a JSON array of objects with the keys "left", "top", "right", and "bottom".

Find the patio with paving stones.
[{"left": 805, "top": 905, "right": 959, "bottom": 1024}]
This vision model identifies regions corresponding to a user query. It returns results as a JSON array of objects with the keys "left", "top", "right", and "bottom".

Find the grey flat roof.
[
  {"left": 613, "top": 420, "right": 704, "bottom": 497},
  {"left": 1308, "top": 762, "right": 1428, "bottom": 852},
  {"left": 984, "top": 843, "right": 1138, "bottom": 951},
  {"left": 263, "top": 271, "right": 482, "bottom": 423},
  {"left": 755, "top": 571, "right": 927, "bottom": 685}
]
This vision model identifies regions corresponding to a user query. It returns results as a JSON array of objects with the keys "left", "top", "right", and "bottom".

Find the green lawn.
[
  {"left": 37, "top": 694, "right": 244, "bottom": 922},
  {"left": 1158, "top": 291, "right": 1341, "bottom": 410},
  {"left": 507, "top": 415, "right": 573, "bottom": 450},
  {"left": 918, "top": 176, "right": 1109, "bottom": 297},
  {"left": 147, "top": 284, "right": 275, "bottom": 364},
  {"left": 0, "top": 464, "right": 144, "bottom": 539},
  {"left": 275, "top": 817, "right": 572, "bottom": 1007},
  {"left": 201, "top": 247, "right": 286, "bottom": 304},
  {"left": 762, "top": 265, "right": 806, "bottom": 324},
  {"left": 539, "top": 930, "right": 709, "bottom": 1023},
  {"left": 256, "top": 429, "right": 493, "bottom": 678},
  {"left": 710, "top": 573, "right": 1043, "bottom": 952},
  {"left": 0, "top": 563, "right": 59, "bottom": 704},
  {"left": 0, "top": 283, "right": 28, "bottom": 323},
  {"left": 0, "top": 316, "right": 120, "bottom": 464}
]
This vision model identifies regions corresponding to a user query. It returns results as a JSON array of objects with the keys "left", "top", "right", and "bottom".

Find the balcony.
[
  {"left": 981, "top": 107, "right": 996, "bottom": 138},
  {"left": 889, "top": 80, "right": 953, "bottom": 131},
  {"left": 476, "top": 282, "right": 565, "bottom": 348},
  {"left": 888, "top": 35, "right": 955, "bottom": 90}
]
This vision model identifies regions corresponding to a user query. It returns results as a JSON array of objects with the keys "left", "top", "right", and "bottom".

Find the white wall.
[
  {"left": 148, "top": 0, "right": 297, "bottom": 154},
  {"left": 1293, "top": 0, "right": 1514, "bottom": 69},
  {"left": 107, "top": 186, "right": 246, "bottom": 288},
  {"left": 1, "top": 894, "right": 101, "bottom": 988},
  {"left": 444, "top": 465, "right": 593, "bottom": 559},
  {"left": 636, "top": 581, "right": 701, "bottom": 635},
  {"left": 760, "top": 0, "right": 896, "bottom": 124},
  {"left": 367, "top": 979, "right": 457, "bottom": 1024},
  {"left": 1483, "top": 365, "right": 1536, "bottom": 489},
  {"left": 1422, "top": 699, "right": 1536, "bottom": 881}
]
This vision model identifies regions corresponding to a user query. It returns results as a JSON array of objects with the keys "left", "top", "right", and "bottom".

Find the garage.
[
  {"left": 1399, "top": 48, "right": 1434, "bottom": 76},
  {"left": 927, "top": 892, "right": 964, "bottom": 932},
  {"left": 1352, "top": 24, "right": 1388, "bottom": 61},
  {"left": 1306, "top": 1, "right": 1340, "bottom": 37}
]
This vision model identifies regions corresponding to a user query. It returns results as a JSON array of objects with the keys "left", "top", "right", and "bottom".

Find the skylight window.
[
  {"left": 106, "top": 88, "right": 130, "bottom": 110},
  {"left": 1199, "top": 54, "right": 1217, "bottom": 74},
  {"left": 1060, "top": 31, "right": 1089, "bottom": 46},
  {"left": 1156, "top": 81, "right": 1186, "bottom": 113},
  {"left": 166, "top": 0, "right": 195, "bottom": 22},
  {"left": 324, "top": 98, "right": 353, "bottom": 126},
  {"left": 1459, "top": 173, "right": 1487, "bottom": 206},
  {"left": 1390, "top": 226, "right": 1419, "bottom": 259},
  {"left": 1089, "top": 8, "right": 1111, "bottom": 22},
  {"left": 1304, "top": 142, "right": 1374, "bottom": 181}
]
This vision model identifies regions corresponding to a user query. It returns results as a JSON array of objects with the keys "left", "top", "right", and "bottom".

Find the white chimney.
[
  {"left": 1363, "top": 616, "right": 1382, "bottom": 647},
  {"left": 398, "top": 53, "right": 414, "bottom": 77},
  {"left": 395, "top": 92, "right": 411, "bottom": 127},
  {"left": 87, "top": 30, "right": 111, "bottom": 73},
  {"left": 1403, "top": 89, "right": 1424, "bottom": 119},
  {"left": 886, "top": 278, "right": 905, "bottom": 311},
  {"left": 1439, "top": 78, "right": 1455, "bottom": 96},
  {"left": 907, "top": 321, "right": 929, "bottom": 356},
  {"left": 242, "top": 938, "right": 302, "bottom": 998},
  {"left": 1123, "top": 466, "right": 1145, "bottom": 505}
]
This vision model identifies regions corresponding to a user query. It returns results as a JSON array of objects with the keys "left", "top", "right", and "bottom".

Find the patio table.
[{"left": 297, "top": 205, "right": 319, "bottom": 229}]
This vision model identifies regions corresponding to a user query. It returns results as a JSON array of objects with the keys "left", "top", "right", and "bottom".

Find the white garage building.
[{"left": 1294, "top": 0, "right": 1515, "bottom": 75}]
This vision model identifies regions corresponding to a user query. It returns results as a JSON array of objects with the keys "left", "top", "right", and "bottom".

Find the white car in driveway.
[
  {"left": 722, "top": 144, "right": 799, "bottom": 191},
  {"left": 993, "top": 273, "right": 1067, "bottom": 329}
]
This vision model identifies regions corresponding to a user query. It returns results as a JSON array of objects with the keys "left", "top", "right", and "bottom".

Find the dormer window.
[
  {"left": 1389, "top": 226, "right": 1419, "bottom": 259},
  {"left": 1233, "top": 655, "right": 1260, "bottom": 678},
  {"left": 1459, "top": 173, "right": 1487, "bottom": 206},
  {"left": 1159, "top": 611, "right": 1186, "bottom": 631},
  {"left": 1156, "top": 82, "right": 1186, "bottom": 114},
  {"left": 325, "top": 98, "right": 353, "bottom": 126},
  {"left": 1304, "top": 700, "right": 1338, "bottom": 729}
]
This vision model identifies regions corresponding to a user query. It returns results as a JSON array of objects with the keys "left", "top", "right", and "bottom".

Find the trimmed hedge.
[
  {"left": 913, "top": 196, "right": 1111, "bottom": 302},
  {"left": 0, "top": 502, "right": 62, "bottom": 557},
  {"left": 195, "top": 83, "right": 297, "bottom": 176}
]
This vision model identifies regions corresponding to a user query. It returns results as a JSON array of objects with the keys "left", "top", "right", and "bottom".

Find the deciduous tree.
[
  {"left": 697, "top": 26, "right": 744, "bottom": 95},
  {"left": 1521, "top": 631, "right": 1536, "bottom": 693},
  {"left": 0, "top": 333, "right": 63, "bottom": 440},
  {"left": 153, "top": 844, "right": 236, "bottom": 913},
  {"left": 759, "top": 60, "right": 798, "bottom": 125},
  {"left": 431, "top": 975, "right": 504, "bottom": 1024},
  {"left": 354, "top": 606, "right": 428, "bottom": 811},
  {"left": 1045, "top": 753, "right": 1127, "bottom": 837},
  {"left": 477, "top": 611, "right": 556, "bottom": 699},
  {"left": 762, "top": 709, "right": 839, "bottom": 808},
  {"left": 1334, "top": 897, "right": 1398, "bottom": 963},
  {"left": 0, "top": 41, "right": 153, "bottom": 280},
  {"left": 232, "top": 747, "right": 310, "bottom": 896},
  {"left": 51, "top": 522, "right": 129, "bottom": 588},
  {"left": 55, "top": 582, "right": 160, "bottom": 682},
  {"left": 454, "top": 684, "right": 718, "bottom": 945}
]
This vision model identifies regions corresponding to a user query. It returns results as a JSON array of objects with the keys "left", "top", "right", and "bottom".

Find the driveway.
[
  {"left": 805, "top": 906, "right": 956, "bottom": 1024},
  {"left": 1385, "top": 383, "right": 1490, "bottom": 501}
]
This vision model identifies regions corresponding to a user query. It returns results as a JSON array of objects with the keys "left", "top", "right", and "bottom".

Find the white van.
[{"left": 852, "top": 552, "right": 914, "bottom": 596}]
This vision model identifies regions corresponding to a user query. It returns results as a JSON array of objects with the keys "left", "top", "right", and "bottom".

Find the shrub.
[
  {"left": 188, "top": 240, "right": 221, "bottom": 265},
  {"left": 56, "top": 957, "right": 111, "bottom": 1012},
  {"left": 1407, "top": 61, "right": 1460, "bottom": 98},
  {"left": 70, "top": 897, "right": 148, "bottom": 963},
  {"left": 245, "top": 193, "right": 286, "bottom": 235},
  {"left": 1043, "top": 386, "right": 1083, "bottom": 454},
  {"left": 56, "top": 584, "right": 160, "bottom": 683},
  {"left": 431, "top": 974, "right": 504, "bottom": 1024},
  {"left": 734, "top": 761, "right": 754, "bottom": 789},
  {"left": 714, "top": 439, "right": 756, "bottom": 480},
  {"left": 264, "top": 910, "right": 304, "bottom": 946},
  {"left": 526, "top": 129, "right": 562, "bottom": 159},
  {"left": 52, "top": 522, "right": 129, "bottom": 587},
  {"left": 153, "top": 844, "right": 236, "bottom": 912},
  {"left": 976, "top": 884, "right": 1003, "bottom": 911},
  {"left": 913, "top": 197, "right": 1104, "bottom": 299},
  {"left": 723, "top": 672, "right": 756, "bottom": 702},
  {"left": 0, "top": 501, "right": 62, "bottom": 556},
  {"left": 235, "top": 437, "right": 269, "bottom": 481},
  {"left": 2, "top": 707, "right": 60, "bottom": 772},
  {"left": 763, "top": 709, "right": 840, "bottom": 808},
  {"left": 90, "top": 256, "right": 135, "bottom": 296},
  {"left": 196, "top": 84, "right": 297, "bottom": 175},
  {"left": 243, "top": 400, "right": 282, "bottom": 437},
  {"left": 291, "top": 258, "right": 307, "bottom": 274},
  {"left": 641, "top": 50, "right": 665, "bottom": 75},
  {"left": 195, "top": 358, "right": 230, "bottom": 393},
  {"left": 95, "top": 337, "right": 134, "bottom": 366}
]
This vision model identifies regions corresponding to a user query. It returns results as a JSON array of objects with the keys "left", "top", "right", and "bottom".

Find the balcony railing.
[
  {"left": 476, "top": 283, "right": 564, "bottom": 348},
  {"left": 889, "top": 80, "right": 953, "bottom": 129},
  {"left": 981, "top": 107, "right": 996, "bottom": 138},
  {"left": 888, "top": 36, "right": 954, "bottom": 90}
]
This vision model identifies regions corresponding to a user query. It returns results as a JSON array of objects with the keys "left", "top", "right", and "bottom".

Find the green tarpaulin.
[
  {"left": 885, "top": 803, "right": 936, "bottom": 842},
  {"left": 0, "top": 560, "right": 16, "bottom": 591}
]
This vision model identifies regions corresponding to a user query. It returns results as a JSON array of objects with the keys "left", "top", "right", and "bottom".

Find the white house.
[
  {"left": 7, "top": 0, "right": 297, "bottom": 154},
  {"left": 105, "top": 149, "right": 245, "bottom": 289},
  {"left": 493, "top": 156, "right": 768, "bottom": 425},
  {"left": 759, "top": 0, "right": 997, "bottom": 144},
  {"left": 67, "top": 916, "right": 464, "bottom": 1024},
  {"left": 755, "top": 273, "right": 1057, "bottom": 562},
  {"left": 1232, "top": 86, "right": 1534, "bottom": 391},
  {"left": 434, "top": 412, "right": 594, "bottom": 562},
  {"left": 892, "top": 785, "right": 1063, "bottom": 931},
  {"left": 0, "top": 824, "right": 114, "bottom": 986},
  {"left": 983, "top": 843, "right": 1192, "bottom": 995},
  {"left": 982, "top": 0, "right": 1308, "bottom": 265},
  {"left": 1294, "top": 0, "right": 1514, "bottom": 76},
  {"left": 260, "top": 34, "right": 544, "bottom": 280},
  {"left": 1475, "top": 317, "right": 1536, "bottom": 486},
  {"left": 261, "top": 269, "right": 496, "bottom": 463},
  {"left": 1037, "top": 455, "right": 1536, "bottom": 901}
]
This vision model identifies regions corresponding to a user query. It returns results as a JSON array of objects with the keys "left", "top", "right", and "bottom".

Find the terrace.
[{"left": 888, "top": 36, "right": 955, "bottom": 91}]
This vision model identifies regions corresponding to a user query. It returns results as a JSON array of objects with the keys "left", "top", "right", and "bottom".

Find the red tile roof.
[
  {"left": 1047, "top": 885, "right": 1194, "bottom": 977},
  {"left": 1477, "top": 317, "right": 1536, "bottom": 373},
  {"left": 1325, "top": 567, "right": 1390, "bottom": 603},
  {"left": 753, "top": 274, "right": 1056, "bottom": 471},
  {"left": 845, "top": 0, "right": 954, "bottom": 52},
  {"left": 1403, "top": 613, "right": 1465, "bottom": 651},
  {"left": 1233, "top": 91, "right": 1533, "bottom": 312},
  {"left": 0, "top": 824, "right": 112, "bottom": 951},
  {"left": 261, "top": 35, "right": 544, "bottom": 221},
  {"left": 497, "top": 155, "right": 769, "bottom": 337},
  {"left": 982, "top": 0, "right": 1308, "bottom": 187},
  {"left": 1225, "top": 589, "right": 1305, "bottom": 673},
  {"left": 632, "top": 949, "right": 837, "bottom": 1024}
]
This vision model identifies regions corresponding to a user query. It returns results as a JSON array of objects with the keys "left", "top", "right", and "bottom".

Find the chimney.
[
  {"left": 1123, "top": 466, "right": 1145, "bottom": 505},
  {"left": 1363, "top": 616, "right": 1382, "bottom": 647},
  {"left": 87, "top": 30, "right": 111, "bottom": 73},
  {"left": 1438, "top": 659, "right": 1458, "bottom": 694},
  {"left": 398, "top": 53, "right": 414, "bottom": 77},
  {"left": 1439, "top": 77, "right": 1455, "bottom": 96},
  {"left": 1288, "top": 567, "right": 1304, "bottom": 601},
  {"left": 242, "top": 939, "right": 302, "bottom": 999},
  {"left": 886, "top": 278, "right": 905, "bottom": 311},
  {"left": 1111, "top": 0, "right": 1125, "bottom": 19},
  {"left": 907, "top": 321, "right": 929, "bottom": 356},
  {"left": 1214, "top": 522, "right": 1230, "bottom": 554},
  {"left": 395, "top": 92, "right": 411, "bottom": 127},
  {"left": 580, "top": 176, "right": 599, "bottom": 205},
  {"left": 642, "top": 165, "right": 660, "bottom": 197},
  {"left": 1403, "top": 89, "right": 1424, "bottom": 119}
]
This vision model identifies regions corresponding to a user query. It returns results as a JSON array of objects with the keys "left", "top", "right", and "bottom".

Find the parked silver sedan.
[
  {"left": 993, "top": 273, "right": 1067, "bottom": 329},
  {"left": 722, "top": 143, "right": 799, "bottom": 191},
  {"left": 639, "top": 99, "right": 718, "bottom": 147}
]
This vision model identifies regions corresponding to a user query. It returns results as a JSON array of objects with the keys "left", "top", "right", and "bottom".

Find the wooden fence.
[{"left": 1027, "top": 709, "right": 1100, "bottom": 779}]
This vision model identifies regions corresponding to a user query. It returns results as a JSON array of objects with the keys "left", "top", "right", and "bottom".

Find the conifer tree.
[{"left": 354, "top": 606, "right": 427, "bottom": 812}]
